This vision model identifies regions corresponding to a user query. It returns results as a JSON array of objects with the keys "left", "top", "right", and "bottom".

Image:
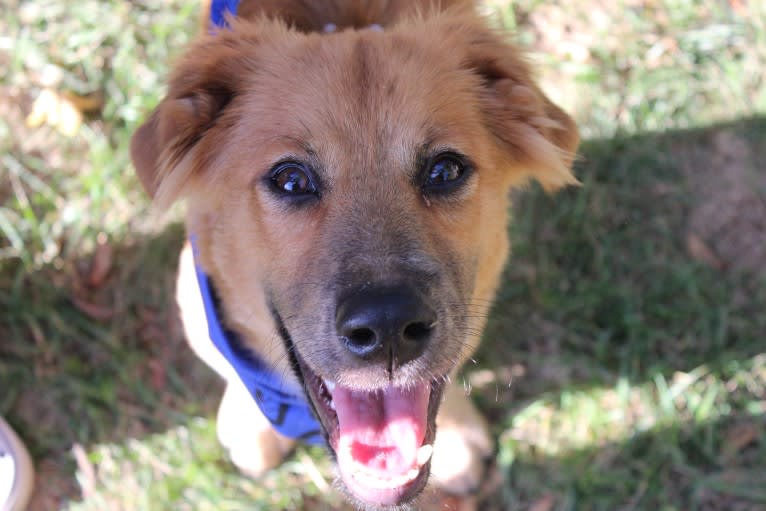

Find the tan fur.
[{"left": 133, "top": 0, "right": 579, "bottom": 503}]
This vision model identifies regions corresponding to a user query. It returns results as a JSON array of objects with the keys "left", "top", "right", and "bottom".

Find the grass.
[{"left": 1, "top": 0, "right": 765, "bottom": 510}]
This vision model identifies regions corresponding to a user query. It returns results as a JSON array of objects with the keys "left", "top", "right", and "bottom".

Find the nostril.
[
  {"left": 345, "top": 327, "right": 377, "bottom": 352},
  {"left": 348, "top": 327, "right": 376, "bottom": 346},
  {"left": 403, "top": 321, "right": 433, "bottom": 342}
]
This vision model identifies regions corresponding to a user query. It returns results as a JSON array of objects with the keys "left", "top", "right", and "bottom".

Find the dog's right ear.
[{"left": 130, "top": 27, "right": 263, "bottom": 208}]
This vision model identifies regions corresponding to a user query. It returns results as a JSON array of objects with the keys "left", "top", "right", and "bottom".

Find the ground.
[{"left": 1, "top": 0, "right": 765, "bottom": 510}]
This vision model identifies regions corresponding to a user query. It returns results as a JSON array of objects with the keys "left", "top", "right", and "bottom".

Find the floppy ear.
[
  {"left": 454, "top": 21, "right": 580, "bottom": 190},
  {"left": 130, "top": 26, "right": 263, "bottom": 208}
]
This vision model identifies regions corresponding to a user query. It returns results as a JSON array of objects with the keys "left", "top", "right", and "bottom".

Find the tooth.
[
  {"left": 416, "top": 444, "right": 434, "bottom": 466},
  {"left": 329, "top": 400, "right": 336, "bottom": 410},
  {"left": 323, "top": 379, "right": 336, "bottom": 392}
]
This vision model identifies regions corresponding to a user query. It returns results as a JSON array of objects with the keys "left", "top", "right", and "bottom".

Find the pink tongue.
[{"left": 331, "top": 382, "right": 429, "bottom": 478}]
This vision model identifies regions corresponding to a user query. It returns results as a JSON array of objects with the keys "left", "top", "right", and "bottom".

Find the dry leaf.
[
  {"left": 148, "top": 359, "right": 167, "bottom": 392},
  {"left": 729, "top": 0, "right": 747, "bottom": 15},
  {"left": 25, "top": 88, "right": 101, "bottom": 137},
  {"left": 71, "top": 443, "right": 96, "bottom": 498},
  {"left": 723, "top": 421, "right": 760, "bottom": 460},
  {"left": 439, "top": 495, "right": 477, "bottom": 511},
  {"left": 86, "top": 236, "right": 113, "bottom": 288},
  {"left": 528, "top": 494, "right": 556, "bottom": 511},
  {"left": 415, "top": 489, "right": 477, "bottom": 511},
  {"left": 71, "top": 296, "right": 114, "bottom": 321},
  {"left": 686, "top": 232, "right": 724, "bottom": 270},
  {"left": 63, "top": 91, "right": 104, "bottom": 113}
]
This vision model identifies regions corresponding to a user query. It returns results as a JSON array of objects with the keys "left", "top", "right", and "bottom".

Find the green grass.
[
  {"left": 1, "top": 0, "right": 765, "bottom": 510},
  {"left": 475, "top": 122, "right": 766, "bottom": 509},
  {"left": 66, "top": 420, "right": 343, "bottom": 511}
]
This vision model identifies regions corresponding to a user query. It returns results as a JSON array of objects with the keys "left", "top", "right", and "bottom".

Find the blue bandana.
[
  {"left": 201, "top": 0, "right": 323, "bottom": 446},
  {"left": 191, "top": 240, "right": 323, "bottom": 445},
  {"left": 209, "top": 0, "right": 241, "bottom": 29}
]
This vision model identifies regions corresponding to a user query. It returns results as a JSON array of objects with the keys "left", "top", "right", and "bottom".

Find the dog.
[{"left": 130, "top": 0, "right": 579, "bottom": 507}]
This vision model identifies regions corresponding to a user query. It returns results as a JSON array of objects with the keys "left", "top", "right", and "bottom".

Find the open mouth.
[{"left": 294, "top": 353, "right": 445, "bottom": 507}]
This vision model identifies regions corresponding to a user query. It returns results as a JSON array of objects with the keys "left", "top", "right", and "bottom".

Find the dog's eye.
[
  {"left": 423, "top": 154, "right": 468, "bottom": 190},
  {"left": 271, "top": 162, "right": 317, "bottom": 195}
]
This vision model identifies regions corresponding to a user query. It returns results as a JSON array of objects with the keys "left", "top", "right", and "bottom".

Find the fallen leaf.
[
  {"left": 63, "top": 91, "right": 104, "bottom": 114},
  {"left": 86, "top": 236, "right": 113, "bottom": 287},
  {"left": 415, "top": 489, "right": 478, "bottom": 511},
  {"left": 148, "top": 359, "right": 166, "bottom": 392},
  {"left": 723, "top": 421, "right": 760, "bottom": 460},
  {"left": 71, "top": 296, "right": 114, "bottom": 321},
  {"left": 25, "top": 87, "right": 102, "bottom": 137},
  {"left": 140, "top": 324, "right": 165, "bottom": 345},
  {"left": 439, "top": 495, "right": 477, "bottom": 511},
  {"left": 528, "top": 494, "right": 556, "bottom": 511},
  {"left": 729, "top": 0, "right": 747, "bottom": 15},
  {"left": 71, "top": 443, "right": 96, "bottom": 498},
  {"left": 686, "top": 232, "right": 724, "bottom": 270}
]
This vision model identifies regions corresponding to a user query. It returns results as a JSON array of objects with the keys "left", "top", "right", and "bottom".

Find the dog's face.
[{"left": 132, "top": 12, "right": 577, "bottom": 508}]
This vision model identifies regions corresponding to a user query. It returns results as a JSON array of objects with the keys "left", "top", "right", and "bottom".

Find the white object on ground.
[{"left": 0, "top": 416, "right": 34, "bottom": 511}]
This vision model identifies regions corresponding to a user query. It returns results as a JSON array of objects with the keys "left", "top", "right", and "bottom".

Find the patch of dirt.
[
  {"left": 27, "top": 457, "right": 80, "bottom": 511},
  {"left": 680, "top": 130, "right": 766, "bottom": 275}
]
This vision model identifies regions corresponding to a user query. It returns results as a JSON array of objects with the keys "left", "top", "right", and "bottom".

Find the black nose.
[{"left": 335, "top": 285, "right": 436, "bottom": 367}]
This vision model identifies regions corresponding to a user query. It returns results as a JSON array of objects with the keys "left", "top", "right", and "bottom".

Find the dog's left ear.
[{"left": 453, "top": 20, "right": 580, "bottom": 190}]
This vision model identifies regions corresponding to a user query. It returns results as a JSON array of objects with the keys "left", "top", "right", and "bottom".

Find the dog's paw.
[
  {"left": 216, "top": 381, "right": 295, "bottom": 477},
  {"left": 429, "top": 383, "right": 493, "bottom": 495}
]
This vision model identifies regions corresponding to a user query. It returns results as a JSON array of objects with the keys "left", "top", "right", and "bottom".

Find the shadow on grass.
[
  {"left": 468, "top": 116, "right": 766, "bottom": 509},
  {"left": 474, "top": 115, "right": 766, "bottom": 398},
  {"left": 0, "top": 222, "right": 225, "bottom": 505},
  {"left": 0, "top": 117, "right": 764, "bottom": 509}
]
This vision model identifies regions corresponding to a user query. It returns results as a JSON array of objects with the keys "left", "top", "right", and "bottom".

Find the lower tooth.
[{"left": 416, "top": 444, "right": 434, "bottom": 466}]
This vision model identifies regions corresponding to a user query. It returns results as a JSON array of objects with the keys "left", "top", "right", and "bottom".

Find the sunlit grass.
[
  {"left": 1, "top": 0, "right": 196, "bottom": 267},
  {"left": 66, "top": 419, "right": 344, "bottom": 511},
  {"left": 494, "top": 355, "right": 766, "bottom": 509},
  {"left": 502, "top": 355, "right": 766, "bottom": 459},
  {"left": 487, "top": 0, "right": 766, "bottom": 138}
]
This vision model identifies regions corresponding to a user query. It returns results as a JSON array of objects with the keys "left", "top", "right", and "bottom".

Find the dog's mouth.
[{"left": 294, "top": 351, "right": 445, "bottom": 506}]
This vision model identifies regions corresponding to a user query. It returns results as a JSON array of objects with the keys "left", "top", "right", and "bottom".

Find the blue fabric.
[
  {"left": 200, "top": 1, "right": 324, "bottom": 445},
  {"left": 191, "top": 240, "right": 324, "bottom": 445},
  {"left": 210, "top": 0, "right": 241, "bottom": 29}
]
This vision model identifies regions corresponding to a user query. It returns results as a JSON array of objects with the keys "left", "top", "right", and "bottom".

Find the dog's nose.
[{"left": 336, "top": 286, "right": 436, "bottom": 367}]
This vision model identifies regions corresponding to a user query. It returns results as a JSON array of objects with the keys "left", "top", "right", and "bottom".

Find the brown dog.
[{"left": 131, "top": 0, "right": 578, "bottom": 507}]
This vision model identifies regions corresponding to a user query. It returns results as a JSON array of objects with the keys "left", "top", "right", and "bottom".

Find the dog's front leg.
[
  {"left": 176, "top": 243, "right": 295, "bottom": 476},
  {"left": 217, "top": 379, "right": 296, "bottom": 476},
  {"left": 429, "top": 383, "right": 493, "bottom": 495}
]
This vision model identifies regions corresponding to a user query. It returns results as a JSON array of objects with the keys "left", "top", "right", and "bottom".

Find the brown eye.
[
  {"left": 271, "top": 162, "right": 317, "bottom": 195},
  {"left": 423, "top": 154, "right": 469, "bottom": 191}
]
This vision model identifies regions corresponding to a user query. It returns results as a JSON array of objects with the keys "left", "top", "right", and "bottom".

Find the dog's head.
[{"left": 132, "top": 8, "right": 578, "bottom": 508}]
